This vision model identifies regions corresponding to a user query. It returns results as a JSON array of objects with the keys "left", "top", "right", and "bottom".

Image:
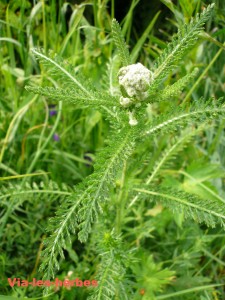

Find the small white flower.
[
  {"left": 128, "top": 111, "right": 138, "bottom": 126},
  {"left": 119, "top": 96, "right": 132, "bottom": 107},
  {"left": 118, "top": 63, "right": 153, "bottom": 101}
]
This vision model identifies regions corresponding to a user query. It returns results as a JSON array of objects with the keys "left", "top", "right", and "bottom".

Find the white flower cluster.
[
  {"left": 117, "top": 63, "right": 154, "bottom": 126},
  {"left": 118, "top": 63, "right": 153, "bottom": 107}
]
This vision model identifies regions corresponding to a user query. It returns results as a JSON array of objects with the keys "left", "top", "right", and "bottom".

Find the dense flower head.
[{"left": 118, "top": 63, "right": 154, "bottom": 103}]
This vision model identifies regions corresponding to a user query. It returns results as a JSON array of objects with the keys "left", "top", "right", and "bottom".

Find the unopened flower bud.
[
  {"left": 128, "top": 111, "right": 138, "bottom": 126},
  {"left": 118, "top": 63, "right": 153, "bottom": 101},
  {"left": 119, "top": 96, "right": 132, "bottom": 107}
]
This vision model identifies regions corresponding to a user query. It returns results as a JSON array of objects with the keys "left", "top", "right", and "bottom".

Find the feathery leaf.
[
  {"left": 25, "top": 85, "right": 119, "bottom": 107},
  {"left": 152, "top": 4, "right": 214, "bottom": 85},
  {"left": 111, "top": 19, "right": 131, "bottom": 66},
  {"left": 31, "top": 48, "right": 91, "bottom": 95},
  {"left": 144, "top": 99, "right": 225, "bottom": 137},
  {"left": 135, "top": 187, "right": 225, "bottom": 228},
  {"left": 148, "top": 68, "right": 199, "bottom": 103},
  {"left": 40, "top": 126, "right": 137, "bottom": 278},
  {"left": 146, "top": 126, "right": 206, "bottom": 185}
]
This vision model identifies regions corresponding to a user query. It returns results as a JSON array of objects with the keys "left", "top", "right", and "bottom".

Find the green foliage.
[
  {"left": 87, "top": 231, "right": 133, "bottom": 300},
  {"left": 145, "top": 126, "right": 206, "bottom": 184},
  {"left": 24, "top": 4, "right": 225, "bottom": 298},
  {"left": 0, "top": 180, "right": 72, "bottom": 237},
  {"left": 143, "top": 99, "right": 225, "bottom": 137},
  {"left": 151, "top": 68, "right": 199, "bottom": 103},
  {"left": 40, "top": 126, "right": 138, "bottom": 280},
  {"left": 152, "top": 4, "right": 215, "bottom": 86},
  {"left": 25, "top": 85, "right": 118, "bottom": 108},
  {"left": 31, "top": 48, "right": 93, "bottom": 95},
  {"left": 131, "top": 254, "right": 175, "bottom": 300},
  {"left": 111, "top": 19, "right": 131, "bottom": 66},
  {"left": 135, "top": 187, "right": 225, "bottom": 228},
  {"left": 1, "top": 1, "right": 225, "bottom": 299}
]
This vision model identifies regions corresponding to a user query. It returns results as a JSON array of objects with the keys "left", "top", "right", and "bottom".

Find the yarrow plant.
[
  {"left": 118, "top": 62, "right": 154, "bottom": 125},
  {"left": 118, "top": 63, "right": 154, "bottom": 103},
  {"left": 23, "top": 3, "right": 225, "bottom": 298}
]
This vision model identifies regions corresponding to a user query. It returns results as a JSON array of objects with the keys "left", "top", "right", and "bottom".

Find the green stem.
[
  {"left": 179, "top": 170, "right": 225, "bottom": 204},
  {"left": 183, "top": 42, "right": 225, "bottom": 104},
  {"left": 156, "top": 284, "right": 223, "bottom": 299},
  {"left": 23, "top": 100, "right": 63, "bottom": 180},
  {"left": 116, "top": 162, "right": 127, "bottom": 234},
  {"left": 0, "top": 95, "right": 38, "bottom": 164},
  {"left": 42, "top": 0, "right": 47, "bottom": 52}
]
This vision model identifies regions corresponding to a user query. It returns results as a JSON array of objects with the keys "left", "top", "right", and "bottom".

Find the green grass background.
[{"left": 0, "top": 0, "right": 225, "bottom": 299}]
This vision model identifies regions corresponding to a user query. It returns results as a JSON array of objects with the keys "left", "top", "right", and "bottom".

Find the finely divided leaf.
[
  {"left": 25, "top": 86, "right": 119, "bottom": 107},
  {"left": 152, "top": 4, "right": 214, "bottom": 85},
  {"left": 111, "top": 19, "right": 131, "bottom": 66},
  {"left": 135, "top": 187, "right": 225, "bottom": 228},
  {"left": 144, "top": 99, "right": 225, "bottom": 137}
]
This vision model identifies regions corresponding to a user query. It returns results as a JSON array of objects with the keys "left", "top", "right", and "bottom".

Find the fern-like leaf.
[
  {"left": 149, "top": 68, "right": 199, "bottom": 103},
  {"left": 40, "top": 193, "right": 81, "bottom": 279},
  {"left": 111, "top": 19, "right": 131, "bottom": 66},
  {"left": 78, "top": 126, "right": 137, "bottom": 242},
  {"left": 144, "top": 99, "right": 225, "bottom": 137},
  {"left": 152, "top": 4, "right": 214, "bottom": 85},
  {"left": 88, "top": 231, "right": 132, "bottom": 300},
  {"left": 25, "top": 86, "right": 119, "bottom": 107},
  {"left": 31, "top": 48, "right": 91, "bottom": 95},
  {"left": 0, "top": 181, "right": 72, "bottom": 237},
  {"left": 135, "top": 187, "right": 225, "bottom": 228},
  {"left": 146, "top": 125, "right": 206, "bottom": 185},
  {"left": 40, "top": 126, "right": 137, "bottom": 278},
  {"left": 102, "top": 55, "right": 121, "bottom": 96}
]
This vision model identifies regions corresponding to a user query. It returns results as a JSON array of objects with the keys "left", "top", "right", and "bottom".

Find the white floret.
[
  {"left": 128, "top": 111, "right": 138, "bottom": 126},
  {"left": 118, "top": 63, "right": 153, "bottom": 101},
  {"left": 119, "top": 96, "right": 132, "bottom": 107}
]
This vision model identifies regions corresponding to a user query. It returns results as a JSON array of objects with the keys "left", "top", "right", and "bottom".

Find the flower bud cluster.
[
  {"left": 118, "top": 63, "right": 153, "bottom": 107},
  {"left": 117, "top": 63, "right": 154, "bottom": 126}
]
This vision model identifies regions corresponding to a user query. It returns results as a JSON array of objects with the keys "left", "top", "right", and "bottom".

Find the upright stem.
[
  {"left": 42, "top": 0, "right": 47, "bottom": 52},
  {"left": 22, "top": 100, "right": 63, "bottom": 184},
  {"left": 116, "top": 162, "right": 127, "bottom": 234},
  {"left": 183, "top": 42, "right": 225, "bottom": 104}
]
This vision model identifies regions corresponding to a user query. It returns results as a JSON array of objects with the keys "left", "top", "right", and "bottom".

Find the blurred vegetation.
[{"left": 0, "top": 0, "right": 225, "bottom": 299}]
